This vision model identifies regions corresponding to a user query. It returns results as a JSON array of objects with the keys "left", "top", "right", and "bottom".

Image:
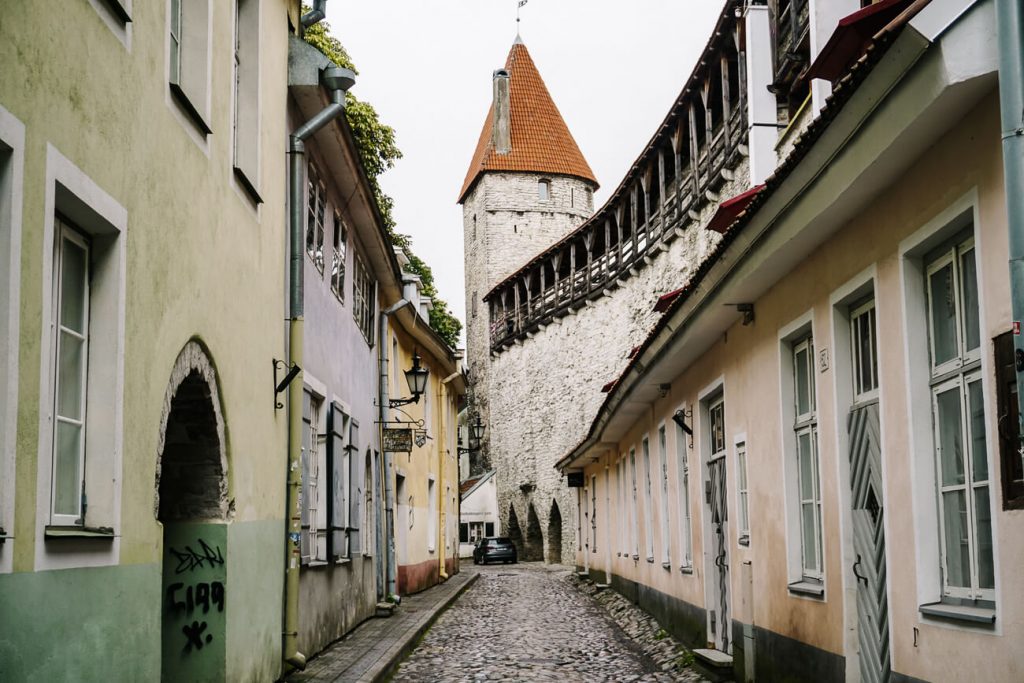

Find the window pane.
[
  {"left": 929, "top": 262, "right": 958, "bottom": 367},
  {"left": 857, "top": 309, "right": 877, "bottom": 394},
  {"left": 974, "top": 485, "right": 994, "bottom": 589},
  {"left": 798, "top": 431, "right": 813, "bottom": 499},
  {"left": 936, "top": 387, "right": 965, "bottom": 487},
  {"left": 801, "top": 503, "right": 817, "bottom": 572},
  {"left": 960, "top": 247, "right": 980, "bottom": 353},
  {"left": 967, "top": 379, "right": 987, "bottom": 482},
  {"left": 54, "top": 421, "right": 82, "bottom": 517},
  {"left": 60, "top": 238, "right": 87, "bottom": 334},
  {"left": 942, "top": 489, "right": 970, "bottom": 588},
  {"left": 795, "top": 347, "right": 810, "bottom": 415},
  {"left": 57, "top": 332, "right": 85, "bottom": 420}
]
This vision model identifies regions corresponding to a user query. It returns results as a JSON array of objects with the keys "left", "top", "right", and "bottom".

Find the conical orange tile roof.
[{"left": 458, "top": 38, "right": 598, "bottom": 203}]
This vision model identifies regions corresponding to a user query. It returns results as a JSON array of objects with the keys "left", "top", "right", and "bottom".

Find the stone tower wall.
[
  {"left": 467, "top": 159, "right": 749, "bottom": 565},
  {"left": 463, "top": 172, "right": 595, "bottom": 473}
]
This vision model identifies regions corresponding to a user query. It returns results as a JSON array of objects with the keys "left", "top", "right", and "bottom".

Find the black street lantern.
[
  {"left": 471, "top": 414, "right": 486, "bottom": 443},
  {"left": 391, "top": 351, "right": 430, "bottom": 408}
]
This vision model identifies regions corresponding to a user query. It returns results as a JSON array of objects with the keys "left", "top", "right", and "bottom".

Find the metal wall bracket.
[{"left": 273, "top": 359, "right": 301, "bottom": 411}]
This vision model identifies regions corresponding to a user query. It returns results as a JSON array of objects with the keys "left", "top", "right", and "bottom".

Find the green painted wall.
[
  {"left": 0, "top": 563, "right": 161, "bottom": 682},
  {"left": 226, "top": 519, "right": 284, "bottom": 683}
]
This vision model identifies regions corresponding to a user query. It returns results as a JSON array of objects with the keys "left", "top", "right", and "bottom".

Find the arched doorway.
[
  {"left": 524, "top": 503, "right": 544, "bottom": 561},
  {"left": 156, "top": 341, "right": 229, "bottom": 683},
  {"left": 547, "top": 501, "right": 563, "bottom": 563},
  {"left": 507, "top": 503, "right": 524, "bottom": 558}
]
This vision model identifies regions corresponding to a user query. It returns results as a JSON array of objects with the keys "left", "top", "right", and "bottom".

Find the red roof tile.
[{"left": 458, "top": 40, "right": 598, "bottom": 203}]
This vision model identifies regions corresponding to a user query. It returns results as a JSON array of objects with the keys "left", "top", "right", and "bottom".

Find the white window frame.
[
  {"left": 618, "top": 457, "right": 627, "bottom": 556},
  {"left": 793, "top": 335, "right": 823, "bottom": 581},
  {"left": 428, "top": 476, "right": 437, "bottom": 553},
  {"left": 306, "top": 164, "right": 326, "bottom": 275},
  {"left": 657, "top": 424, "right": 670, "bottom": 566},
  {"left": 538, "top": 179, "right": 551, "bottom": 202},
  {"left": 591, "top": 474, "right": 598, "bottom": 554},
  {"left": 850, "top": 299, "right": 879, "bottom": 404},
  {"left": 926, "top": 235, "right": 993, "bottom": 602},
  {"left": 35, "top": 145, "right": 126, "bottom": 570},
  {"left": 736, "top": 439, "right": 750, "bottom": 546},
  {"left": 779, "top": 312, "right": 824, "bottom": 592},
  {"left": 0, "top": 107, "right": 24, "bottom": 572},
  {"left": 331, "top": 210, "right": 347, "bottom": 303},
  {"left": 642, "top": 436, "right": 655, "bottom": 561},
  {"left": 301, "top": 387, "right": 328, "bottom": 564},
  {"left": 676, "top": 405, "right": 693, "bottom": 571},
  {"left": 50, "top": 222, "right": 91, "bottom": 527},
  {"left": 352, "top": 250, "right": 375, "bottom": 345},
  {"left": 167, "top": 0, "right": 212, "bottom": 134},
  {"left": 232, "top": 0, "right": 261, "bottom": 202},
  {"left": 629, "top": 447, "right": 639, "bottom": 559}
]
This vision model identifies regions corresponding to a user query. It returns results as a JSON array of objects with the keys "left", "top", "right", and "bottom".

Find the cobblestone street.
[{"left": 392, "top": 563, "right": 706, "bottom": 682}]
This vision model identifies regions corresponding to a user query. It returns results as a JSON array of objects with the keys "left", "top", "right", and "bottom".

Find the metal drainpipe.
[
  {"left": 379, "top": 300, "right": 409, "bottom": 601},
  {"left": 283, "top": 68, "right": 355, "bottom": 672},
  {"left": 439, "top": 372, "right": 460, "bottom": 581},
  {"left": 998, "top": 0, "right": 1024, "bottom": 435}
]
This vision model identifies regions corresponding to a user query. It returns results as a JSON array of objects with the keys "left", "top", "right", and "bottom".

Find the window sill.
[
  {"left": 632, "top": 554, "right": 640, "bottom": 561},
  {"left": 169, "top": 83, "right": 212, "bottom": 135},
  {"left": 661, "top": 561, "right": 672, "bottom": 570},
  {"left": 334, "top": 557, "right": 352, "bottom": 566},
  {"left": 919, "top": 602, "right": 996, "bottom": 625},
  {"left": 680, "top": 566, "right": 694, "bottom": 575},
  {"left": 788, "top": 580, "right": 824, "bottom": 598},
  {"left": 44, "top": 525, "right": 115, "bottom": 540},
  {"left": 233, "top": 166, "right": 264, "bottom": 206},
  {"left": 305, "top": 559, "right": 330, "bottom": 569},
  {"left": 646, "top": 556, "right": 655, "bottom": 563},
  {"left": 738, "top": 535, "right": 750, "bottom": 547}
]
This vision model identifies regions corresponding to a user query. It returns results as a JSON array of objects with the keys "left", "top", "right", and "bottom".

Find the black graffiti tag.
[
  {"left": 167, "top": 581, "right": 226, "bottom": 615},
  {"left": 169, "top": 539, "right": 224, "bottom": 574},
  {"left": 181, "top": 620, "right": 213, "bottom": 652}
]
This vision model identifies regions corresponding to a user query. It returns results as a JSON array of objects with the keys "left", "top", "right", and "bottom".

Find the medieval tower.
[{"left": 460, "top": 37, "right": 598, "bottom": 561}]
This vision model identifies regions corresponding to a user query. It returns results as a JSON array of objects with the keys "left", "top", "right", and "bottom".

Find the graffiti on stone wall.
[
  {"left": 166, "top": 538, "right": 226, "bottom": 653},
  {"left": 170, "top": 539, "right": 224, "bottom": 574}
]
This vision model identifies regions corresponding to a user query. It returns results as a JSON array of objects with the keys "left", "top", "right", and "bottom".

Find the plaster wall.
[
  {"left": 574, "top": 93, "right": 1023, "bottom": 682},
  {"left": 0, "top": 1, "right": 292, "bottom": 680}
]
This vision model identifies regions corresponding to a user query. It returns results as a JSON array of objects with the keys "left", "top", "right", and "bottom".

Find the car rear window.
[{"left": 486, "top": 538, "right": 512, "bottom": 547}]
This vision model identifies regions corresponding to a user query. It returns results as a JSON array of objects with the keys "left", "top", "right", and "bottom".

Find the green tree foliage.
[{"left": 303, "top": 14, "right": 463, "bottom": 349}]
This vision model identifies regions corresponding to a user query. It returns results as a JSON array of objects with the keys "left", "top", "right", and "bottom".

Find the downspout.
[
  {"left": 283, "top": 65, "right": 355, "bottom": 672},
  {"left": 998, "top": 0, "right": 1024, "bottom": 435},
  {"left": 439, "top": 372, "right": 461, "bottom": 581},
  {"left": 300, "top": 0, "right": 327, "bottom": 28},
  {"left": 379, "top": 299, "right": 410, "bottom": 600}
]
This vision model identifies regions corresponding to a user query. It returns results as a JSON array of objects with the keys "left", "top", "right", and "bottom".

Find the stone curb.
[{"left": 362, "top": 571, "right": 480, "bottom": 683}]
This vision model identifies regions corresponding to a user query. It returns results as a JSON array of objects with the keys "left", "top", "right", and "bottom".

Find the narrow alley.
[{"left": 392, "top": 563, "right": 705, "bottom": 683}]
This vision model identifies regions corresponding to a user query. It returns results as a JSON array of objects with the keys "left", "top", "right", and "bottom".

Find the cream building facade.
[{"left": 558, "top": 1, "right": 1024, "bottom": 682}]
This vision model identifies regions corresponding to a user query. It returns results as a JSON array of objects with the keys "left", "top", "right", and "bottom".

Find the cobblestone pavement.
[{"left": 392, "top": 562, "right": 707, "bottom": 682}]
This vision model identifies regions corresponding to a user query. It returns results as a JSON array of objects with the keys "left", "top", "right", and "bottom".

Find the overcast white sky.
[{"left": 325, "top": 1, "right": 725, "bottom": 344}]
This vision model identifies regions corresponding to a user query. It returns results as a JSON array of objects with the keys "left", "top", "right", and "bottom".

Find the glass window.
[
  {"left": 642, "top": 437, "right": 654, "bottom": 560},
  {"left": 737, "top": 442, "right": 750, "bottom": 545},
  {"left": 676, "top": 420, "right": 692, "bottom": 569},
  {"left": 306, "top": 165, "right": 326, "bottom": 274},
  {"left": 851, "top": 299, "right": 879, "bottom": 401},
  {"left": 630, "top": 447, "right": 639, "bottom": 558},
  {"left": 793, "top": 334, "right": 822, "bottom": 580},
  {"left": 301, "top": 391, "right": 327, "bottom": 563},
  {"left": 926, "top": 235, "right": 993, "bottom": 600},
  {"left": 658, "top": 426, "right": 671, "bottom": 564},
  {"left": 331, "top": 211, "right": 347, "bottom": 302},
  {"left": 591, "top": 475, "right": 598, "bottom": 554},
  {"left": 352, "top": 252, "right": 375, "bottom": 344},
  {"left": 52, "top": 223, "right": 90, "bottom": 525},
  {"left": 538, "top": 179, "right": 550, "bottom": 202}
]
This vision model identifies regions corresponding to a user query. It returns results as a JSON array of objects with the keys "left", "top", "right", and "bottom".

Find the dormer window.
[{"left": 538, "top": 179, "right": 550, "bottom": 202}]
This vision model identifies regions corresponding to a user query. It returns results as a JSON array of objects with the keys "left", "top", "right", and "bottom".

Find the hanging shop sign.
[{"left": 383, "top": 428, "right": 413, "bottom": 453}]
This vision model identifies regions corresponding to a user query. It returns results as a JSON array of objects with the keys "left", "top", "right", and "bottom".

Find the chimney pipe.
[{"left": 492, "top": 69, "right": 511, "bottom": 155}]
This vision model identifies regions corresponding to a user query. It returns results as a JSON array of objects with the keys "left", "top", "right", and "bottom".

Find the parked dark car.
[{"left": 473, "top": 537, "right": 518, "bottom": 565}]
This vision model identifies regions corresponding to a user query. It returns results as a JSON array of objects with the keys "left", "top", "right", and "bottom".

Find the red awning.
[
  {"left": 806, "top": 0, "right": 914, "bottom": 82},
  {"left": 706, "top": 184, "right": 765, "bottom": 234},
  {"left": 653, "top": 287, "right": 685, "bottom": 313}
]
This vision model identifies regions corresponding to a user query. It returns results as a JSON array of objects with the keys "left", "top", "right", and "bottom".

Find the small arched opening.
[
  {"left": 547, "top": 500, "right": 563, "bottom": 563},
  {"left": 524, "top": 503, "right": 544, "bottom": 562}
]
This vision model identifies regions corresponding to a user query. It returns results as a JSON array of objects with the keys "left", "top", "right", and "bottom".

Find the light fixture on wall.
[
  {"left": 389, "top": 351, "right": 429, "bottom": 408},
  {"left": 672, "top": 408, "right": 694, "bottom": 450},
  {"left": 457, "top": 413, "right": 486, "bottom": 456}
]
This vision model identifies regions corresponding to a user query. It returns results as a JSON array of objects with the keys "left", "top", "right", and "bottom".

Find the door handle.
[{"left": 853, "top": 554, "right": 868, "bottom": 587}]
